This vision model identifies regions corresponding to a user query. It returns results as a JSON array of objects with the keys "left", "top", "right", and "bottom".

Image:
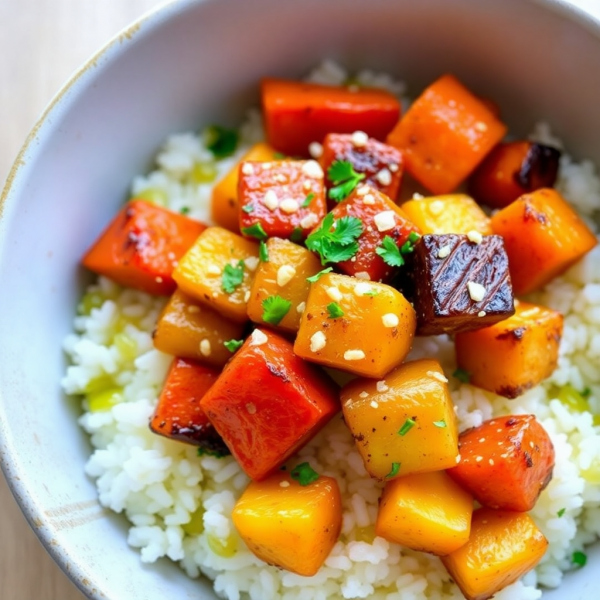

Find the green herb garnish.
[
  {"left": 221, "top": 261, "right": 245, "bottom": 294},
  {"left": 290, "top": 462, "right": 320, "bottom": 486},
  {"left": 363, "top": 289, "right": 379, "bottom": 297},
  {"left": 433, "top": 420, "right": 447, "bottom": 428},
  {"left": 224, "top": 339, "right": 244, "bottom": 353},
  {"left": 290, "top": 227, "right": 304, "bottom": 243},
  {"left": 273, "top": 152, "right": 286, "bottom": 159},
  {"left": 242, "top": 204, "right": 254, "bottom": 214},
  {"left": 400, "top": 231, "right": 422, "bottom": 255},
  {"left": 398, "top": 419, "right": 415, "bottom": 436},
  {"left": 376, "top": 236, "right": 405, "bottom": 267},
  {"left": 262, "top": 295, "right": 292, "bottom": 325},
  {"left": 327, "top": 302, "right": 344, "bottom": 319},
  {"left": 557, "top": 508, "right": 566, "bottom": 518},
  {"left": 180, "top": 206, "right": 191, "bottom": 215},
  {"left": 205, "top": 125, "right": 239, "bottom": 159},
  {"left": 306, "top": 213, "right": 363, "bottom": 264},
  {"left": 581, "top": 387, "right": 592, "bottom": 398},
  {"left": 385, "top": 462, "right": 401, "bottom": 478},
  {"left": 306, "top": 267, "right": 333, "bottom": 283},
  {"left": 572, "top": 551, "right": 587, "bottom": 568},
  {"left": 259, "top": 240, "right": 269, "bottom": 262},
  {"left": 328, "top": 160, "right": 366, "bottom": 202},
  {"left": 241, "top": 223, "right": 268, "bottom": 241},
  {"left": 453, "top": 369, "right": 471, "bottom": 384},
  {"left": 302, "top": 192, "right": 315, "bottom": 208},
  {"left": 197, "top": 447, "right": 228, "bottom": 458}
]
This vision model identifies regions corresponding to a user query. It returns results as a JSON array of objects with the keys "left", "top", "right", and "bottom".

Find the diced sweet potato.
[
  {"left": 341, "top": 359, "right": 459, "bottom": 480},
  {"left": 441, "top": 508, "right": 548, "bottom": 600},
  {"left": 376, "top": 471, "right": 473, "bottom": 556},
  {"left": 232, "top": 471, "right": 342, "bottom": 576},
  {"left": 200, "top": 328, "right": 339, "bottom": 480},
  {"left": 401, "top": 194, "right": 492, "bottom": 235},
  {"left": 211, "top": 142, "right": 277, "bottom": 232},
  {"left": 172, "top": 227, "right": 259, "bottom": 322},
  {"left": 401, "top": 234, "right": 515, "bottom": 335},
  {"left": 491, "top": 188, "right": 598, "bottom": 295},
  {"left": 387, "top": 74, "right": 507, "bottom": 194},
  {"left": 82, "top": 200, "right": 206, "bottom": 295},
  {"left": 469, "top": 141, "right": 561, "bottom": 209},
  {"left": 153, "top": 288, "right": 245, "bottom": 367},
  {"left": 448, "top": 415, "right": 555, "bottom": 512},
  {"left": 238, "top": 160, "right": 326, "bottom": 241},
  {"left": 262, "top": 79, "right": 401, "bottom": 156},
  {"left": 247, "top": 238, "right": 322, "bottom": 333},
  {"left": 149, "top": 358, "right": 228, "bottom": 454},
  {"left": 294, "top": 273, "right": 416, "bottom": 378},
  {"left": 455, "top": 301, "right": 563, "bottom": 398}
]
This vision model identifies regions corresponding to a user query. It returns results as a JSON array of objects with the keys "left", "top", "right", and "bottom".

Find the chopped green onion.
[
  {"left": 385, "top": 462, "right": 401, "bottom": 478},
  {"left": 259, "top": 240, "right": 269, "bottom": 262},
  {"left": 290, "top": 462, "right": 320, "bottom": 486},
  {"left": 572, "top": 551, "right": 587, "bottom": 568},
  {"left": 302, "top": 193, "right": 315, "bottom": 208},
  {"left": 398, "top": 419, "right": 416, "bottom": 436},
  {"left": 433, "top": 420, "right": 447, "bottom": 428}
]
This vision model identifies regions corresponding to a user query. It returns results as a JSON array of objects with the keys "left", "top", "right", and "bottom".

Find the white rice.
[{"left": 62, "top": 61, "right": 600, "bottom": 599}]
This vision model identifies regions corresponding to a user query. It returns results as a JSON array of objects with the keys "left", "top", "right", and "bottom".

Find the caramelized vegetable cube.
[
  {"left": 247, "top": 238, "right": 322, "bottom": 333},
  {"left": 375, "top": 471, "right": 473, "bottom": 556},
  {"left": 82, "top": 200, "right": 206, "bottom": 295},
  {"left": 401, "top": 234, "right": 515, "bottom": 335},
  {"left": 401, "top": 194, "right": 492, "bottom": 235},
  {"left": 153, "top": 289, "right": 245, "bottom": 367},
  {"left": 441, "top": 508, "right": 548, "bottom": 600},
  {"left": 149, "top": 358, "right": 228, "bottom": 454},
  {"left": 238, "top": 160, "right": 326, "bottom": 241},
  {"left": 200, "top": 328, "right": 339, "bottom": 480},
  {"left": 387, "top": 74, "right": 507, "bottom": 194},
  {"left": 294, "top": 273, "right": 416, "bottom": 378},
  {"left": 469, "top": 141, "right": 561, "bottom": 209},
  {"left": 491, "top": 188, "right": 598, "bottom": 295},
  {"left": 173, "top": 227, "right": 258, "bottom": 322},
  {"left": 448, "top": 415, "right": 555, "bottom": 512},
  {"left": 211, "top": 142, "right": 277, "bottom": 232},
  {"left": 232, "top": 472, "right": 342, "bottom": 576},
  {"left": 455, "top": 301, "right": 563, "bottom": 399},
  {"left": 262, "top": 78, "right": 401, "bottom": 156},
  {"left": 341, "top": 359, "right": 459, "bottom": 480}
]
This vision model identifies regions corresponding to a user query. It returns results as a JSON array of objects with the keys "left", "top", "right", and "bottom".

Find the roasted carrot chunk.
[
  {"left": 82, "top": 200, "right": 206, "bottom": 295},
  {"left": 469, "top": 141, "right": 561, "bottom": 209},
  {"left": 455, "top": 301, "right": 563, "bottom": 398},
  {"left": 262, "top": 79, "right": 400, "bottom": 156},
  {"left": 491, "top": 188, "right": 598, "bottom": 294},
  {"left": 238, "top": 160, "right": 326, "bottom": 240},
  {"left": 441, "top": 508, "right": 548, "bottom": 600},
  {"left": 447, "top": 415, "right": 555, "bottom": 512},
  {"left": 387, "top": 74, "right": 507, "bottom": 194},
  {"left": 200, "top": 328, "right": 339, "bottom": 480},
  {"left": 232, "top": 471, "right": 342, "bottom": 576},
  {"left": 149, "top": 358, "right": 228, "bottom": 454}
]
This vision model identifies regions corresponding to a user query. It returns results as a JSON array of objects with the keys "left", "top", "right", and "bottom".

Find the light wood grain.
[{"left": 0, "top": 2, "right": 165, "bottom": 598}]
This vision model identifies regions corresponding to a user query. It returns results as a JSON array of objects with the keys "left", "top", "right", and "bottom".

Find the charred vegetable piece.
[
  {"left": 469, "top": 141, "right": 561, "bottom": 209},
  {"left": 401, "top": 194, "right": 492, "bottom": 235},
  {"left": 211, "top": 142, "right": 276, "bottom": 232},
  {"left": 149, "top": 358, "right": 228, "bottom": 454},
  {"left": 232, "top": 471, "right": 342, "bottom": 576},
  {"left": 173, "top": 227, "right": 258, "bottom": 322},
  {"left": 441, "top": 508, "right": 548, "bottom": 600},
  {"left": 447, "top": 415, "right": 555, "bottom": 512},
  {"left": 387, "top": 74, "right": 507, "bottom": 194},
  {"left": 341, "top": 359, "right": 459, "bottom": 480},
  {"left": 294, "top": 273, "right": 416, "bottom": 378},
  {"left": 153, "top": 289, "right": 245, "bottom": 367},
  {"left": 247, "top": 238, "right": 322, "bottom": 333},
  {"left": 491, "top": 188, "right": 598, "bottom": 295},
  {"left": 375, "top": 471, "right": 473, "bottom": 556},
  {"left": 200, "top": 328, "right": 339, "bottom": 480},
  {"left": 401, "top": 234, "right": 515, "bottom": 336},
  {"left": 455, "top": 301, "right": 563, "bottom": 398},
  {"left": 262, "top": 78, "right": 401, "bottom": 156},
  {"left": 238, "top": 160, "right": 326, "bottom": 240},
  {"left": 82, "top": 200, "right": 206, "bottom": 296}
]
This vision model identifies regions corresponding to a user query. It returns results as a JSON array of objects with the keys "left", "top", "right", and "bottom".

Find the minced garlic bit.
[
  {"left": 310, "top": 331, "right": 327, "bottom": 352},
  {"left": 412, "top": 192, "right": 424, "bottom": 200},
  {"left": 351, "top": 130, "right": 369, "bottom": 147},
  {"left": 167, "top": 251, "right": 176, "bottom": 260},
  {"left": 475, "top": 121, "right": 488, "bottom": 132},
  {"left": 467, "top": 281, "right": 487, "bottom": 302},
  {"left": 200, "top": 339, "right": 212, "bottom": 357},
  {"left": 279, "top": 198, "right": 300, "bottom": 214},
  {"left": 356, "top": 185, "right": 370, "bottom": 196},
  {"left": 326, "top": 286, "right": 343, "bottom": 302},
  {"left": 382, "top": 313, "right": 399, "bottom": 328},
  {"left": 429, "top": 200, "right": 444, "bottom": 215},
  {"left": 263, "top": 190, "right": 279, "bottom": 211},
  {"left": 250, "top": 329, "right": 268, "bottom": 346},
  {"left": 207, "top": 264, "right": 221, "bottom": 275},
  {"left": 376, "top": 380, "right": 389, "bottom": 393},
  {"left": 246, "top": 402, "right": 257, "bottom": 415},
  {"left": 389, "top": 163, "right": 399, "bottom": 173},
  {"left": 514, "top": 298, "right": 520, "bottom": 307},
  {"left": 241, "top": 163, "right": 254, "bottom": 176},
  {"left": 344, "top": 349, "right": 366, "bottom": 361},
  {"left": 478, "top": 310, "right": 487, "bottom": 317},
  {"left": 308, "top": 141, "right": 323, "bottom": 159},
  {"left": 244, "top": 256, "right": 259, "bottom": 271},
  {"left": 302, "top": 160, "right": 324, "bottom": 179},
  {"left": 437, "top": 245, "right": 451, "bottom": 259},
  {"left": 155, "top": 276, "right": 163, "bottom": 283},
  {"left": 475, "top": 456, "right": 483, "bottom": 462},
  {"left": 467, "top": 230, "right": 483, "bottom": 244},
  {"left": 359, "top": 391, "right": 369, "bottom": 399},
  {"left": 244, "top": 290, "right": 251, "bottom": 303},
  {"left": 455, "top": 455, "right": 461, "bottom": 464},
  {"left": 300, "top": 213, "right": 319, "bottom": 229},
  {"left": 370, "top": 400, "right": 379, "bottom": 409},
  {"left": 354, "top": 271, "right": 370, "bottom": 280},
  {"left": 375, "top": 168, "right": 392, "bottom": 186},
  {"left": 303, "top": 180, "right": 312, "bottom": 191},
  {"left": 374, "top": 210, "right": 396, "bottom": 232},
  {"left": 277, "top": 265, "right": 296, "bottom": 287},
  {"left": 362, "top": 194, "right": 376, "bottom": 205},
  {"left": 489, "top": 458, "right": 495, "bottom": 466},
  {"left": 275, "top": 173, "right": 287, "bottom": 183},
  {"left": 296, "top": 301, "right": 306, "bottom": 314},
  {"left": 354, "top": 282, "right": 373, "bottom": 296},
  {"left": 262, "top": 162, "right": 272, "bottom": 170},
  {"left": 187, "top": 305, "right": 200, "bottom": 314},
  {"left": 427, "top": 370, "right": 449, "bottom": 383},
  {"left": 279, "top": 480, "right": 290, "bottom": 488}
]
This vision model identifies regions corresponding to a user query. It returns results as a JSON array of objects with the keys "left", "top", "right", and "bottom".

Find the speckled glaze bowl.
[{"left": 1, "top": 0, "right": 599, "bottom": 598}]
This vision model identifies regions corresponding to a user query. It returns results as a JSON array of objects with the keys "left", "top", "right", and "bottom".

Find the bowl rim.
[{"left": 1, "top": 0, "right": 599, "bottom": 598}]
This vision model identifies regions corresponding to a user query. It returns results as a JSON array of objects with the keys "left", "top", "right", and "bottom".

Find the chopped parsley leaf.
[
  {"left": 327, "top": 302, "right": 344, "bottom": 319},
  {"left": 398, "top": 419, "right": 415, "bottom": 436},
  {"left": 224, "top": 339, "right": 244, "bottom": 352},
  {"left": 376, "top": 236, "right": 404, "bottom": 267},
  {"left": 306, "top": 267, "right": 333, "bottom": 283},
  {"left": 385, "top": 462, "right": 401, "bottom": 478},
  {"left": 205, "top": 125, "right": 239, "bottom": 159},
  {"left": 241, "top": 222, "right": 268, "bottom": 240},
  {"left": 433, "top": 420, "right": 447, "bottom": 428},
  {"left": 557, "top": 508, "right": 566, "bottom": 517},
  {"left": 302, "top": 192, "right": 315, "bottom": 208},
  {"left": 259, "top": 240, "right": 269, "bottom": 262},
  {"left": 306, "top": 213, "right": 363, "bottom": 264},
  {"left": 262, "top": 295, "right": 292, "bottom": 325},
  {"left": 221, "top": 261, "right": 245, "bottom": 294},
  {"left": 572, "top": 551, "right": 587, "bottom": 568},
  {"left": 290, "top": 462, "right": 319, "bottom": 486},
  {"left": 180, "top": 206, "right": 191, "bottom": 215},
  {"left": 453, "top": 368, "right": 471, "bottom": 384},
  {"left": 328, "top": 160, "right": 366, "bottom": 202},
  {"left": 242, "top": 204, "right": 254, "bottom": 214}
]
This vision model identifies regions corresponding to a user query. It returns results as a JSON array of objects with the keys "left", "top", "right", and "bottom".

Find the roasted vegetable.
[
  {"left": 469, "top": 141, "right": 561, "bottom": 209},
  {"left": 149, "top": 358, "right": 228, "bottom": 454},
  {"left": 238, "top": 160, "right": 326, "bottom": 240},
  {"left": 294, "top": 273, "right": 416, "bottom": 378},
  {"left": 232, "top": 471, "right": 342, "bottom": 576},
  {"left": 401, "top": 234, "right": 515, "bottom": 335},
  {"left": 200, "top": 328, "right": 339, "bottom": 480},
  {"left": 448, "top": 415, "right": 555, "bottom": 512},
  {"left": 341, "top": 359, "right": 459, "bottom": 480},
  {"left": 173, "top": 226, "right": 258, "bottom": 322},
  {"left": 387, "top": 74, "right": 507, "bottom": 194},
  {"left": 455, "top": 301, "right": 563, "bottom": 398},
  {"left": 153, "top": 288, "right": 245, "bottom": 367},
  {"left": 441, "top": 508, "right": 548, "bottom": 600},
  {"left": 262, "top": 78, "right": 400, "bottom": 156},
  {"left": 82, "top": 199, "right": 206, "bottom": 295},
  {"left": 375, "top": 471, "right": 473, "bottom": 556},
  {"left": 491, "top": 188, "right": 598, "bottom": 295}
]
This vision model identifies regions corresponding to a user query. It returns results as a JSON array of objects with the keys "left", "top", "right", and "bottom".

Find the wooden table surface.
[{"left": 0, "top": 3, "right": 165, "bottom": 598}]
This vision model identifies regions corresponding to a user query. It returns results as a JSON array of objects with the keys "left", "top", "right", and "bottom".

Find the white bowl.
[{"left": 1, "top": 0, "right": 599, "bottom": 598}]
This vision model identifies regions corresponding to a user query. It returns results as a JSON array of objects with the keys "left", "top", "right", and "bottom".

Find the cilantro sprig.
[
  {"left": 306, "top": 213, "right": 363, "bottom": 264},
  {"left": 290, "top": 462, "right": 320, "bottom": 486},
  {"left": 376, "top": 236, "right": 405, "bottom": 267},
  {"left": 262, "top": 295, "right": 292, "bottom": 325},
  {"left": 328, "top": 161, "right": 366, "bottom": 202},
  {"left": 221, "top": 261, "right": 245, "bottom": 294},
  {"left": 205, "top": 125, "right": 239, "bottom": 159},
  {"left": 306, "top": 267, "right": 333, "bottom": 283}
]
